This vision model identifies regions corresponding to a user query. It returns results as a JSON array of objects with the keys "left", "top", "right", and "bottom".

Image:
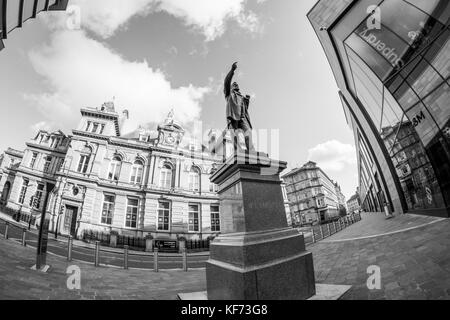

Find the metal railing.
[
  {"left": 0, "top": 205, "right": 37, "bottom": 226},
  {"left": 302, "top": 212, "right": 362, "bottom": 245}
]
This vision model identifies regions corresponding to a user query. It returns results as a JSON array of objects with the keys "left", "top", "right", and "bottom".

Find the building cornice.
[
  {"left": 5, "top": 148, "right": 24, "bottom": 158},
  {"left": 25, "top": 142, "right": 68, "bottom": 156},
  {"left": 72, "top": 129, "right": 110, "bottom": 141}
]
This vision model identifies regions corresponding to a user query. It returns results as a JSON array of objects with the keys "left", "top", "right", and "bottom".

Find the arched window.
[
  {"left": 188, "top": 166, "right": 201, "bottom": 192},
  {"left": 77, "top": 146, "right": 92, "bottom": 174},
  {"left": 159, "top": 163, "right": 173, "bottom": 189},
  {"left": 108, "top": 156, "right": 122, "bottom": 181},
  {"left": 130, "top": 160, "right": 144, "bottom": 185}
]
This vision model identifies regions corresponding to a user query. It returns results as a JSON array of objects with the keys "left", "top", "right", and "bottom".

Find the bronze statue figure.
[{"left": 224, "top": 62, "right": 255, "bottom": 151}]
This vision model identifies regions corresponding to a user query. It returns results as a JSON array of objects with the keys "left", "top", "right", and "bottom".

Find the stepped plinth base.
[{"left": 206, "top": 151, "right": 316, "bottom": 300}]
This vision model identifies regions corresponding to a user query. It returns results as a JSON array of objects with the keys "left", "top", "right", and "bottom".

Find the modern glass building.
[
  {"left": 308, "top": 0, "right": 450, "bottom": 217},
  {"left": 1, "top": 0, "right": 68, "bottom": 51}
]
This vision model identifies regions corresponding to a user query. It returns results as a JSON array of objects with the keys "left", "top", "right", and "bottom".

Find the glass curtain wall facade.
[
  {"left": 1, "top": 0, "right": 68, "bottom": 51},
  {"left": 308, "top": 0, "right": 450, "bottom": 217}
]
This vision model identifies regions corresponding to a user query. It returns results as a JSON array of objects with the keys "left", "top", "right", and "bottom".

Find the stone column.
[{"left": 206, "top": 151, "right": 315, "bottom": 300}]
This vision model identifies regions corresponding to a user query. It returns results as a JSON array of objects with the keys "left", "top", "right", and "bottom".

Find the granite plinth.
[
  {"left": 206, "top": 152, "right": 316, "bottom": 300},
  {"left": 178, "top": 284, "right": 351, "bottom": 300}
]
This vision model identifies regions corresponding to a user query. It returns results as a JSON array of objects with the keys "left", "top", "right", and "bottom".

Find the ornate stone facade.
[{"left": 0, "top": 102, "right": 221, "bottom": 240}]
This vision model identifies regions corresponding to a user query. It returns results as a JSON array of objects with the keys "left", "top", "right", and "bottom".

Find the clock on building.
[{"left": 165, "top": 134, "right": 175, "bottom": 145}]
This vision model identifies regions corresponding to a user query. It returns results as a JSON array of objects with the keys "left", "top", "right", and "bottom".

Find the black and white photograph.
[{"left": 0, "top": 0, "right": 449, "bottom": 310}]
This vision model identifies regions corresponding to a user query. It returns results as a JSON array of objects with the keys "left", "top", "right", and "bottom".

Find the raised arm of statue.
[{"left": 224, "top": 62, "right": 237, "bottom": 97}]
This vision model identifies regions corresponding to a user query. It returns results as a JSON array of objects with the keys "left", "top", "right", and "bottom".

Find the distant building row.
[{"left": 282, "top": 161, "right": 347, "bottom": 226}]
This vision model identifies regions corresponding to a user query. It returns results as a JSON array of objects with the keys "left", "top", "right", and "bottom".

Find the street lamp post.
[{"left": 36, "top": 182, "right": 55, "bottom": 270}]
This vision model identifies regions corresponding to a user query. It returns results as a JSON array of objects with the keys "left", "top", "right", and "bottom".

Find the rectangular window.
[
  {"left": 189, "top": 172, "right": 200, "bottom": 192},
  {"left": 30, "top": 152, "right": 38, "bottom": 169},
  {"left": 86, "top": 121, "right": 91, "bottom": 131},
  {"left": 210, "top": 205, "right": 220, "bottom": 232},
  {"left": 43, "top": 156, "right": 52, "bottom": 173},
  {"left": 209, "top": 183, "right": 218, "bottom": 192},
  {"left": 100, "top": 124, "right": 105, "bottom": 135},
  {"left": 35, "top": 184, "right": 45, "bottom": 209},
  {"left": 77, "top": 155, "right": 90, "bottom": 174},
  {"left": 188, "top": 204, "right": 200, "bottom": 232},
  {"left": 130, "top": 166, "right": 143, "bottom": 184},
  {"left": 56, "top": 158, "right": 64, "bottom": 172},
  {"left": 101, "top": 194, "right": 115, "bottom": 225},
  {"left": 18, "top": 179, "right": 29, "bottom": 204},
  {"left": 157, "top": 201, "right": 170, "bottom": 231},
  {"left": 92, "top": 123, "right": 99, "bottom": 133},
  {"left": 159, "top": 167, "right": 172, "bottom": 189},
  {"left": 125, "top": 198, "right": 139, "bottom": 228}
]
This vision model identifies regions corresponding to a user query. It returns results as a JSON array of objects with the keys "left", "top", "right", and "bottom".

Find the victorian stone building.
[
  {"left": 282, "top": 161, "right": 341, "bottom": 225},
  {"left": 0, "top": 101, "right": 223, "bottom": 240}
]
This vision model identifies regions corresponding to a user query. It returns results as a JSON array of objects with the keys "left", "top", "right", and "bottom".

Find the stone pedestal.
[{"left": 206, "top": 151, "right": 315, "bottom": 300}]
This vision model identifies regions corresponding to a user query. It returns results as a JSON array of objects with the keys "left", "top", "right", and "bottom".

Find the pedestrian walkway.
[
  {"left": 1, "top": 212, "right": 449, "bottom": 299},
  {"left": 0, "top": 237, "right": 206, "bottom": 300},
  {"left": 322, "top": 212, "right": 444, "bottom": 242},
  {"left": 310, "top": 217, "right": 450, "bottom": 299}
]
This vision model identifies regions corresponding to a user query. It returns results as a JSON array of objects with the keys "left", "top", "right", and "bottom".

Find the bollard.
[
  {"left": 154, "top": 248, "right": 159, "bottom": 272},
  {"left": 319, "top": 224, "right": 324, "bottom": 239},
  {"left": 94, "top": 241, "right": 100, "bottom": 267},
  {"left": 67, "top": 235, "right": 73, "bottom": 261},
  {"left": 124, "top": 245, "right": 129, "bottom": 270},
  {"left": 335, "top": 221, "right": 339, "bottom": 232},
  {"left": 22, "top": 228, "right": 27, "bottom": 246},
  {"left": 182, "top": 248, "right": 188, "bottom": 272},
  {"left": 327, "top": 223, "right": 331, "bottom": 235},
  {"left": 4, "top": 222, "right": 9, "bottom": 239},
  {"left": 311, "top": 228, "right": 315, "bottom": 243}
]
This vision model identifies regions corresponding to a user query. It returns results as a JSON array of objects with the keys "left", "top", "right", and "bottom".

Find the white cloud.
[
  {"left": 46, "top": 0, "right": 263, "bottom": 41},
  {"left": 157, "top": 0, "right": 262, "bottom": 41},
  {"left": 26, "top": 0, "right": 267, "bottom": 136},
  {"left": 30, "top": 121, "right": 54, "bottom": 133},
  {"left": 307, "top": 140, "right": 357, "bottom": 172},
  {"left": 27, "top": 30, "right": 210, "bottom": 135}
]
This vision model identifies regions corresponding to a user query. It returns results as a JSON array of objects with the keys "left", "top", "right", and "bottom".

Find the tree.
[{"left": 339, "top": 204, "right": 347, "bottom": 217}]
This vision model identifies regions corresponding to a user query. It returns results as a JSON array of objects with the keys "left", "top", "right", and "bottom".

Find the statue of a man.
[{"left": 224, "top": 62, "right": 255, "bottom": 151}]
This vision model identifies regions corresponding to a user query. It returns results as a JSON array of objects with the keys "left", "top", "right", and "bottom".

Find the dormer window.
[{"left": 29, "top": 152, "right": 38, "bottom": 169}]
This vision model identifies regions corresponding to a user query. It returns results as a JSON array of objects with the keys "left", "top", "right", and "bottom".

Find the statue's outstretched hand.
[{"left": 231, "top": 62, "right": 238, "bottom": 71}]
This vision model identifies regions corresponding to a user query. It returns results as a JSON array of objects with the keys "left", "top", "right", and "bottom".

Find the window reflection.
[
  {"left": 423, "top": 29, "right": 450, "bottom": 80},
  {"left": 344, "top": 0, "right": 450, "bottom": 213},
  {"left": 405, "top": 0, "right": 450, "bottom": 24},
  {"left": 422, "top": 81, "right": 450, "bottom": 130}
]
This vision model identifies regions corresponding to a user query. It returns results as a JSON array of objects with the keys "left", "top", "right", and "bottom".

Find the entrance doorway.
[{"left": 63, "top": 205, "right": 78, "bottom": 236}]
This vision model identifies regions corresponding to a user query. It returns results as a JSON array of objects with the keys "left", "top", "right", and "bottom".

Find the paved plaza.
[{"left": 0, "top": 212, "right": 449, "bottom": 300}]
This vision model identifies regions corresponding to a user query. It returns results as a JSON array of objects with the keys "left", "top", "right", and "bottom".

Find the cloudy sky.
[{"left": 0, "top": 0, "right": 357, "bottom": 199}]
